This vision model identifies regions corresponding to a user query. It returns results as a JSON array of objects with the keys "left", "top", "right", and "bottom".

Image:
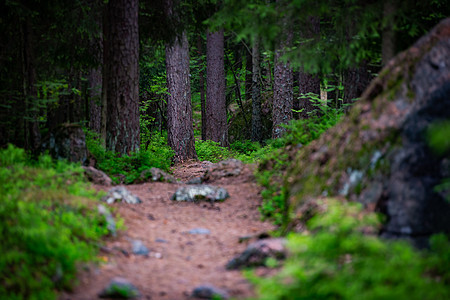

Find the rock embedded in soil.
[
  {"left": 102, "top": 186, "right": 142, "bottom": 204},
  {"left": 83, "top": 166, "right": 112, "bottom": 186},
  {"left": 191, "top": 284, "right": 229, "bottom": 299},
  {"left": 202, "top": 159, "right": 243, "bottom": 182},
  {"left": 171, "top": 185, "right": 229, "bottom": 202},
  {"left": 226, "top": 238, "right": 287, "bottom": 270},
  {"left": 98, "top": 277, "right": 140, "bottom": 299},
  {"left": 139, "top": 167, "right": 177, "bottom": 183},
  {"left": 131, "top": 239, "right": 150, "bottom": 256},
  {"left": 97, "top": 204, "right": 116, "bottom": 236},
  {"left": 188, "top": 228, "right": 211, "bottom": 235}
]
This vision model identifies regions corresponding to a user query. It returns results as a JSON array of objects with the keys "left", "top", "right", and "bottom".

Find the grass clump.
[
  {"left": 0, "top": 144, "right": 110, "bottom": 299},
  {"left": 86, "top": 130, "right": 174, "bottom": 184},
  {"left": 247, "top": 199, "right": 450, "bottom": 300}
]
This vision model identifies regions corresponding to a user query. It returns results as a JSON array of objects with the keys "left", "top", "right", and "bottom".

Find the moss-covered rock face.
[{"left": 285, "top": 18, "right": 450, "bottom": 244}]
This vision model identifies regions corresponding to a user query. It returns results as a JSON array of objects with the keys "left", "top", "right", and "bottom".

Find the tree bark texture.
[
  {"left": 245, "top": 43, "right": 253, "bottom": 101},
  {"left": 22, "top": 20, "right": 41, "bottom": 154},
  {"left": 166, "top": 31, "right": 197, "bottom": 162},
  {"left": 343, "top": 61, "right": 371, "bottom": 105},
  {"left": 103, "top": 0, "right": 140, "bottom": 155},
  {"left": 251, "top": 38, "right": 262, "bottom": 143},
  {"left": 206, "top": 29, "right": 228, "bottom": 147},
  {"left": 272, "top": 28, "right": 293, "bottom": 139}
]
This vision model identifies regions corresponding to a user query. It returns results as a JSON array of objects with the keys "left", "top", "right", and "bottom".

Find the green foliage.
[
  {"left": 255, "top": 99, "right": 345, "bottom": 223},
  {"left": 248, "top": 199, "right": 450, "bottom": 300},
  {"left": 0, "top": 145, "right": 110, "bottom": 299},
  {"left": 85, "top": 130, "right": 174, "bottom": 184},
  {"left": 427, "top": 120, "right": 450, "bottom": 202},
  {"left": 195, "top": 139, "right": 233, "bottom": 163}
]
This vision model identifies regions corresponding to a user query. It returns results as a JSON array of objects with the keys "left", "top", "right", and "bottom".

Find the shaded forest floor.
[{"left": 60, "top": 161, "right": 276, "bottom": 300}]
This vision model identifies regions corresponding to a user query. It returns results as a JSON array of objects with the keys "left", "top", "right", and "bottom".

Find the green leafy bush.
[
  {"left": 0, "top": 145, "right": 110, "bottom": 299},
  {"left": 195, "top": 139, "right": 233, "bottom": 163},
  {"left": 86, "top": 130, "right": 174, "bottom": 184},
  {"left": 248, "top": 199, "right": 450, "bottom": 300}
]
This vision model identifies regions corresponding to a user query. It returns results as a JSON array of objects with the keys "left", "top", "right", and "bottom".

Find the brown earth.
[{"left": 60, "top": 161, "right": 276, "bottom": 300}]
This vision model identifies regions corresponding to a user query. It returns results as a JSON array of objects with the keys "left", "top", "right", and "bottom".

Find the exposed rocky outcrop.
[
  {"left": 98, "top": 277, "right": 140, "bottom": 299},
  {"left": 102, "top": 186, "right": 142, "bottom": 204},
  {"left": 41, "top": 123, "right": 88, "bottom": 164},
  {"left": 171, "top": 185, "right": 229, "bottom": 202},
  {"left": 138, "top": 167, "right": 177, "bottom": 183},
  {"left": 226, "top": 238, "right": 286, "bottom": 269},
  {"left": 191, "top": 284, "right": 229, "bottom": 299},
  {"left": 82, "top": 166, "right": 112, "bottom": 186},
  {"left": 285, "top": 18, "right": 450, "bottom": 245}
]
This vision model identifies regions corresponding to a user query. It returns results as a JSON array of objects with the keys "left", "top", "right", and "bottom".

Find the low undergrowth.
[
  {"left": 0, "top": 145, "right": 111, "bottom": 299},
  {"left": 86, "top": 130, "right": 174, "bottom": 184},
  {"left": 247, "top": 199, "right": 450, "bottom": 300}
]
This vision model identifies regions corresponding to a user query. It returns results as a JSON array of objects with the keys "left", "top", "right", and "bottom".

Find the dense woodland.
[{"left": 1, "top": 0, "right": 450, "bottom": 299}]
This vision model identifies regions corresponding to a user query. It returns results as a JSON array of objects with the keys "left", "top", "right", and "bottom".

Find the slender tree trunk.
[
  {"left": 245, "top": 41, "right": 253, "bottom": 102},
  {"left": 343, "top": 61, "right": 371, "bottom": 105},
  {"left": 103, "top": 0, "right": 140, "bottom": 155},
  {"left": 206, "top": 29, "right": 228, "bottom": 147},
  {"left": 251, "top": 38, "right": 262, "bottom": 143},
  {"left": 22, "top": 20, "right": 41, "bottom": 154},
  {"left": 272, "top": 20, "right": 293, "bottom": 139},
  {"left": 382, "top": 0, "right": 396, "bottom": 66},
  {"left": 88, "top": 66, "right": 102, "bottom": 133},
  {"left": 166, "top": 31, "right": 197, "bottom": 161}
]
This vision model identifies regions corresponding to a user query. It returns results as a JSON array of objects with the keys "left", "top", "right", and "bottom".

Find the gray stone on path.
[
  {"left": 139, "top": 167, "right": 177, "bottom": 183},
  {"left": 191, "top": 284, "right": 229, "bottom": 299},
  {"left": 97, "top": 204, "right": 116, "bottom": 236},
  {"left": 171, "top": 185, "right": 229, "bottom": 202},
  {"left": 226, "top": 238, "right": 287, "bottom": 270},
  {"left": 131, "top": 239, "right": 149, "bottom": 256},
  {"left": 188, "top": 228, "right": 211, "bottom": 235},
  {"left": 98, "top": 277, "right": 140, "bottom": 299},
  {"left": 102, "top": 186, "right": 142, "bottom": 204}
]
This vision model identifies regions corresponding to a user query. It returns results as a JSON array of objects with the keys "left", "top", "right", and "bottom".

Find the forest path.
[{"left": 60, "top": 161, "right": 275, "bottom": 300}]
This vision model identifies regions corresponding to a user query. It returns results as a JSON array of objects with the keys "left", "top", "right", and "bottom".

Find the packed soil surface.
[{"left": 60, "top": 161, "right": 276, "bottom": 300}]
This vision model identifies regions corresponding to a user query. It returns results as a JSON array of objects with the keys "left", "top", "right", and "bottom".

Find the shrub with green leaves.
[
  {"left": 0, "top": 145, "right": 110, "bottom": 299},
  {"left": 195, "top": 139, "right": 234, "bottom": 163},
  {"left": 86, "top": 130, "right": 174, "bottom": 184},
  {"left": 247, "top": 199, "right": 450, "bottom": 300}
]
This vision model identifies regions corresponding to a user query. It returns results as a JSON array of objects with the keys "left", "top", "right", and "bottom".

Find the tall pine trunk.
[
  {"left": 251, "top": 38, "right": 262, "bottom": 143},
  {"left": 22, "top": 20, "right": 41, "bottom": 154},
  {"left": 103, "top": 0, "right": 140, "bottom": 155},
  {"left": 272, "top": 22, "right": 293, "bottom": 139},
  {"left": 205, "top": 29, "right": 228, "bottom": 147},
  {"left": 166, "top": 34, "right": 197, "bottom": 161}
]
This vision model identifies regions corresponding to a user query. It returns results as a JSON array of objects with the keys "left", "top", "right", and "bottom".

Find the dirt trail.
[{"left": 60, "top": 162, "right": 275, "bottom": 300}]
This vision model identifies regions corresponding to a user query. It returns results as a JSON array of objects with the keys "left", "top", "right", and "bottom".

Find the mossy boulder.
[{"left": 285, "top": 18, "right": 450, "bottom": 245}]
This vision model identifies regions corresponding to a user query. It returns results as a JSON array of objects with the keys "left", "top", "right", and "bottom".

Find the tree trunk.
[
  {"left": 272, "top": 24, "right": 293, "bottom": 139},
  {"left": 166, "top": 31, "right": 197, "bottom": 162},
  {"left": 245, "top": 41, "right": 253, "bottom": 102},
  {"left": 22, "top": 20, "right": 41, "bottom": 155},
  {"left": 343, "top": 61, "right": 371, "bottom": 105},
  {"left": 88, "top": 66, "right": 102, "bottom": 133},
  {"left": 197, "top": 34, "right": 207, "bottom": 141},
  {"left": 206, "top": 29, "right": 228, "bottom": 147},
  {"left": 251, "top": 38, "right": 262, "bottom": 143},
  {"left": 382, "top": 0, "right": 396, "bottom": 66},
  {"left": 103, "top": 0, "right": 140, "bottom": 155}
]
